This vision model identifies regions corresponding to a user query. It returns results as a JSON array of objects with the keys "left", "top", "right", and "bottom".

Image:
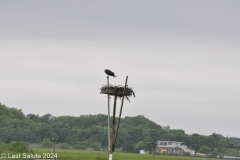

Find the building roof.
[{"left": 157, "top": 140, "right": 182, "bottom": 143}]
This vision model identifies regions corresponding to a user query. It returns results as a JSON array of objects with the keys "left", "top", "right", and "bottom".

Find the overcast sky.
[{"left": 1, "top": 0, "right": 240, "bottom": 138}]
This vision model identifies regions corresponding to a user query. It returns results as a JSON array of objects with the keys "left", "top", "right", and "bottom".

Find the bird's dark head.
[{"left": 104, "top": 69, "right": 111, "bottom": 73}]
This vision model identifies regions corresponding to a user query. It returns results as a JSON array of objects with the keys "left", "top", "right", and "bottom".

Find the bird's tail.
[{"left": 114, "top": 75, "right": 117, "bottom": 78}]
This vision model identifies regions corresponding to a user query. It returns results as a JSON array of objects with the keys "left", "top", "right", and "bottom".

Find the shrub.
[
  {"left": 183, "top": 152, "right": 191, "bottom": 156},
  {"left": 60, "top": 143, "right": 69, "bottom": 149},
  {"left": 92, "top": 142, "right": 101, "bottom": 150},
  {"left": 41, "top": 138, "right": 52, "bottom": 148},
  {"left": 73, "top": 144, "right": 85, "bottom": 150},
  {"left": 4, "top": 142, "right": 32, "bottom": 153}
]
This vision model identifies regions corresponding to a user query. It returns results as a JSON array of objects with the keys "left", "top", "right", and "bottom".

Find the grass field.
[{"left": 28, "top": 148, "right": 215, "bottom": 160}]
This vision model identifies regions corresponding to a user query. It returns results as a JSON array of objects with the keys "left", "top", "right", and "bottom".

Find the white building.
[
  {"left": 156, "top": 140, "right": 195, "bottom": 156},
  {"left": 181, "top": 145, "right": 195, "bottom": 156}
]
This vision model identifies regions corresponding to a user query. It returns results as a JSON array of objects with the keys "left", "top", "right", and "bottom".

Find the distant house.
[
  {"left": 181, "top": 145, "right": 195, "bottom": 156},
  {"left": 156, "top": 140, "right": 195, "bottom": 156}
]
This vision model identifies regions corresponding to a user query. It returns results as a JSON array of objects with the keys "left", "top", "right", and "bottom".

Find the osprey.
[{"left": 104, "top": 69, "right": 116, "bottom": 78}]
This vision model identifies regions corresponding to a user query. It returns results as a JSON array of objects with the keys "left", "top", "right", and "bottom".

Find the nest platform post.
[
  {"left": 113, "top": 76, "right": 128, "bottom": 146},
  {"left": 111, "top": 95, "right": 117, "bottom": 152},
  {"left": 100, "top": 76, "right": 135, "bottom": 160}
]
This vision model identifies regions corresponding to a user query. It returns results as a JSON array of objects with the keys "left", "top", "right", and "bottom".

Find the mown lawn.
[{"left": 30, "top": 148, "right": 216, "bottom": 160}]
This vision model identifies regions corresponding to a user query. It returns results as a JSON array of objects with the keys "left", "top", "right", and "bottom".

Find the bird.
[{"left": 104, "top": 69, "right": 116, "bottom": 78}]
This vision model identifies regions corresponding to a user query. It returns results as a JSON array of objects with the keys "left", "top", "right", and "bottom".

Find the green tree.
[
  {"left": 199, "top": 145, "right": 211, "bottom": 154},
  {"left": 218, "top": 139, "right": 230, "bottom": 150},
  {"left": 134, "top": 141, "right": 145, "bottom": 150},
  {"left": 26, "top": 114, "right": 40, "bottom": 122},
  {"left": 206, "top": 135, "right": 218, "bottom": 149},
  {"left": 40, "top": 114, "right": 55, "bottom": 124}
]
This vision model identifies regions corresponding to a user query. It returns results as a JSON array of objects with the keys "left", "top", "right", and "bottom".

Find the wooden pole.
[
  {"left": 51, "top": 138, "right": 58, "bottom": 159},
  {"left": 152, "top": 144, "right": 155, "bottom": 160},
  {"left": 111, "top": 95, "right": 117, "bottom": 152},
  {"left": 146, "top": 142, "right": 155, "bottom": 160},
  {"left": 113, "top": 76, "right": 128, "bottom": 146},
  {"left": 107, "top": 76, "right": 111, "bottom": 153},
  {"left": 53, "top": 141, "right": 56, "bottom": 159}
]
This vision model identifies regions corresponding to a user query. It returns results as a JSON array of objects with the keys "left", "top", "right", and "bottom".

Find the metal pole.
[
  {"left": 109, "top": 154, "right": 113, "bottom": 160},
  {"left": 114, "top": 76, "right": 128, "bottom": 146},
  {"left": 107, "top": 76, "right": 111, "bottom": 152}
]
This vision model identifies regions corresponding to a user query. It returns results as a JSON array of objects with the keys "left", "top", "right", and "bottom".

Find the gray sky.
[{"left": 1, "top": 0, "right": 240, "bottom": 138}]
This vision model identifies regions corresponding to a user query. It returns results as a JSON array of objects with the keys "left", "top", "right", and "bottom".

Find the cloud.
[{"left": 1, "top": 0, "right": 240, "bottom": 137}]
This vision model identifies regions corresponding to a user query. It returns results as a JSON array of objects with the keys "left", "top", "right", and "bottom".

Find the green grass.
[{"left": 29, "top": 148, "right": 216, "bottom": 160}]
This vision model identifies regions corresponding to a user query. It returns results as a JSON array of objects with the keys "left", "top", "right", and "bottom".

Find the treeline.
[{"left": 0, "top": 102, "right": 240, "bottom": 156}]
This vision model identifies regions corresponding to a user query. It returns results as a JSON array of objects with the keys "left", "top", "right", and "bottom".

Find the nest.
[{"left": 100, "top": 85, "right": 135, "bottom": 102}]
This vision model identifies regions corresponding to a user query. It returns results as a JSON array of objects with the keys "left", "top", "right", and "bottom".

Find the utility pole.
[
  {"left": 50, "top": 138, "right": 58, "bottom": 159},
  {"left": 146, "top": 142, "right": 156, "bottom": 160}
]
